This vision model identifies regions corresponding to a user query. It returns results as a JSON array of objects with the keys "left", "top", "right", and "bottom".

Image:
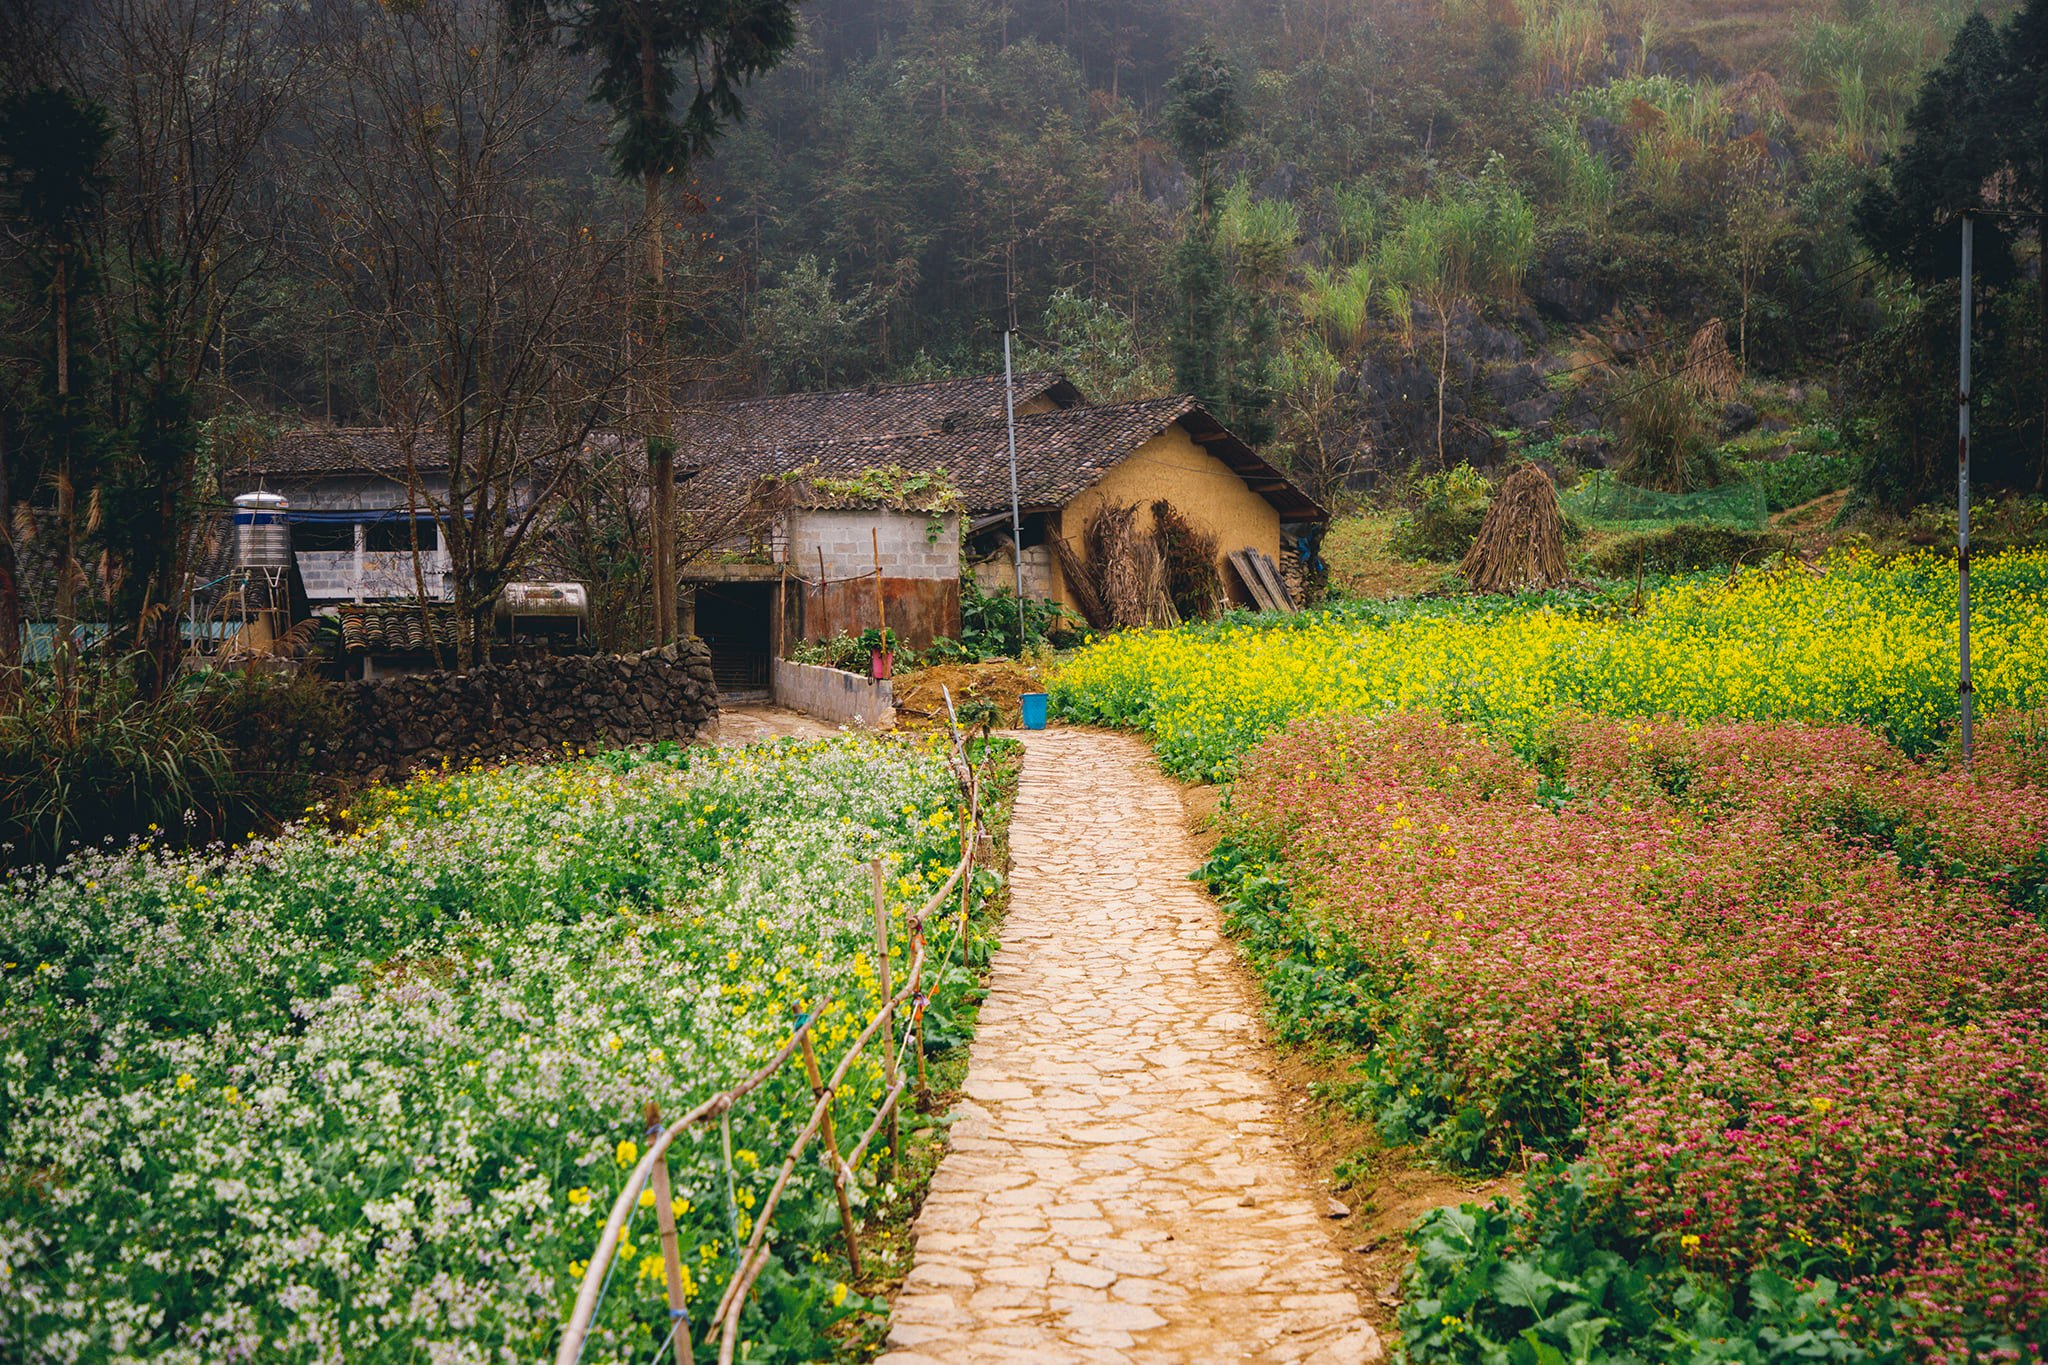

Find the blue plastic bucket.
[{"left": 1020, "top": 692, "right": 1048, "bottom": 730}]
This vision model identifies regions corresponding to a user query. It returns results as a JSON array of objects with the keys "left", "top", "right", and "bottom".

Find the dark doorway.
[{"left": 695, "top": 583, "right": 773, "bottom": 693}]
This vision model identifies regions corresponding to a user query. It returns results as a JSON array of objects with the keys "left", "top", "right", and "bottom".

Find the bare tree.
[
  {"left": 316, "top": 0, "right": 639, "bottom": 669},
  {"left": 78, "top": 0, "right": 312, "bottom": 694}
]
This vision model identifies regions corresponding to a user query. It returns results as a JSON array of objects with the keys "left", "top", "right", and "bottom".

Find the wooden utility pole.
[{"left": 873, "top": 859, "right": 899, "bottom": 1186}]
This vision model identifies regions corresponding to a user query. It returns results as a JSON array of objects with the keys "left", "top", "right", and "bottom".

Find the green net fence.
[{"left": 1561, "top": 471, "right": 1769, "bottom": 530}]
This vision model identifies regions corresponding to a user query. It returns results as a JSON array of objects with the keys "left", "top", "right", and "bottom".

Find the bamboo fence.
[{"left": 554, "top": 695, "right": 992, "bottom": 1365}]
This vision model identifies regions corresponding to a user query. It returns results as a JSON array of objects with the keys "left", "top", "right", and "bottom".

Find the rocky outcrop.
[{"left": 321, "top": 641, "right": 718, "bottom": 781}]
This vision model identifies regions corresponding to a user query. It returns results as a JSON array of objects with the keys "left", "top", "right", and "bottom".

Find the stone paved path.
[
  {"left": 879, "top": 728, "right": 1382, "bottom": 1364},
  {"left": 707, "top": 704, "right": 837, "bottom": 746}
]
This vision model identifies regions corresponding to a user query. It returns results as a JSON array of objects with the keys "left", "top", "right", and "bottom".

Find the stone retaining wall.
[{"left": 323, "top": 641, "right": 718, "bottom": 779}]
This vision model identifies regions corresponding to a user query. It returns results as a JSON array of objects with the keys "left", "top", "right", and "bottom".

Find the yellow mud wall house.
[
  {"left": 671, "top": 375, "right": 1324, "bottom": 639},
  {"left": 1054, "top": 421, "right": 1284, "bottom": 610}
]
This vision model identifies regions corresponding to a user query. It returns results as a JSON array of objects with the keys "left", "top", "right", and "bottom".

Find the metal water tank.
[{"left": 232, "top": 491, "right": 292, "bottom": 571}]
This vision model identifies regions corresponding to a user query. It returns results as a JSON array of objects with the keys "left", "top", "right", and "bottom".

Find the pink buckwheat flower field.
[{"left": 1204, "top": 710, "right": 2047, "bottom": 1363}]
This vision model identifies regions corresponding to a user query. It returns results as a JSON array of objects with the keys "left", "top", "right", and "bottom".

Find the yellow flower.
[
  {"left": 616, "top": 1139, "right": 639, "bottom": 1167},
  {"left": 639, "top": 1189, "right": 657, "bottom": 1209},
  {"left": 831, "top": 1281, "right": 849, "bottom": 1307},
  {"left": 174, "top": 1072, "right": 196, "bottom": 1091},
  {"left": 671, "top": 1196, "right": 692, "bottom": 1218},
  {"left": 566, "top": 1187, "right": 591, "bottom": 1206},
  {"left": 221, "top": 1085, "right": 242, "bottom": 1106},
  {"left": 1809, "top": 1096, "right": 1834, "bottom": 1116},
  {"left": 734, "top": 1148, "right": 759, "bottom": 1171},
  {"left": 1680, "top": 1233, "right": 1701, "bottom": 1253}
]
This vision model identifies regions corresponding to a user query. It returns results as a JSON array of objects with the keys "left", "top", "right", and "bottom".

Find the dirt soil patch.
[
  {"left": 1273, "top": 1048, "right": 1521, "bottom": 1332},
  {"left": 892, "top": 659, "right": 1045, "bottom": 729}
]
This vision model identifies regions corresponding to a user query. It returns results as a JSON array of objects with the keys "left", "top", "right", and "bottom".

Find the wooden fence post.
[
  {"left": 872, "top": 859, "right": 900, "bottom": 1187},
  {"left": 798, "top": 1024, "right": 863, "bottom": 1279},
  {"left": 645, "top": 1102, "right": 691, "bottom": 1365}
]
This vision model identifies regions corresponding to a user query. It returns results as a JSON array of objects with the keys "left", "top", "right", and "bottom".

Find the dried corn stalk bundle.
[
  {"left": 1151, "top": 499, "right": 1220, "bottom": 621},
  {"left": 1685, "top": 317, "right": 1740, "bottom": 400},
  {"left": 1461, "top": 464, "right": 1568, "bottom": 594},
  {"left": 1086, "top": 502, "right": 1178, "bottom": 629}
]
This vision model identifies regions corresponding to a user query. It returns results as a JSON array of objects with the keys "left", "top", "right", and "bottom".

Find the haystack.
[
  {"left": 1461, "top": 464, "right": 1568, "bottom": 593},
  {"left": 1684, "top": 318, "right": 1740, "bottom": 400}
]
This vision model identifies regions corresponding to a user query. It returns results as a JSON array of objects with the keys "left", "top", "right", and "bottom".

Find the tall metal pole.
[
  {"left": 1957, "top": 211, "right": 1974, "bottom": 768},
  {"left": 1003, "top": 331, "right": 1027, "bottom": 654}
]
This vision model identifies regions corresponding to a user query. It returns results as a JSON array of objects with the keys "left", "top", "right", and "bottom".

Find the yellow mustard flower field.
[{"left": 1053, "top": 550, "right": 2048, "bottom": 779}]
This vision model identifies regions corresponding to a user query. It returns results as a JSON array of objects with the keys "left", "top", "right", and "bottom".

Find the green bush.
[
  {"left": 0, "top": 665, "right": 342, "bottom": 868},
  {"left": 1586, "top": 522, "right": 1790, "bottom": 577},
  {"left": 1390, "top": 465, "right": 1495, "bottom": 561},
  {"left": 958, "top": 576, "right": 1083, "bottom": 654},
  {"left": 1614, "top": 369, "right": 1723, "bottom": 492}
]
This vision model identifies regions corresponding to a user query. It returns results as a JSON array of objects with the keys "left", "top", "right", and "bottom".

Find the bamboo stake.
[
  {"left": 644, "top": 1102, "right": 691, "bottom": 1365},
  {"left": 798, "top": 1023, "right": 863, "bottom": 1279},
  {"left": 914, "top": 991, "right": 929, "bottom": 1104},
  {"left": 872, "top": 858, "right": 899, "bottom": 1186},
  {"left": 871, "top": 528, "right": 887, "bottom": 639}
]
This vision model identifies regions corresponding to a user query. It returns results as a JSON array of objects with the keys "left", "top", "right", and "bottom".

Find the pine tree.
[
  {"left": 1162, "top": 44, "right": 1274, "bottom": 447},
  {"left": 1853, "top": 2, "right": 2048, "bottom": 491},
  {"left": 509, "top": 0, "right": 802, "bottom": 642}
]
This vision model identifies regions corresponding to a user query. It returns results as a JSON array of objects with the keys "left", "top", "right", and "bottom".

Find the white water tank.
[{"left": 232, "top": 491, "right": 292, "bottom": 571}]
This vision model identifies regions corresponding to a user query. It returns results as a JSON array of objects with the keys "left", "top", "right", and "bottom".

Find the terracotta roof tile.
[
  {"left": 675, "top": 372, "right": 1076, "bottom": 458},
  {"left": 337, "top": 603, "right": 462, "bottom": 654},
  {"left": 683, "top": 395, "right": 1326, "bottom": 521}
]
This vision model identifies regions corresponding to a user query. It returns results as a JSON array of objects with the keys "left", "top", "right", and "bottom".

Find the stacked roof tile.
[
  {"left": 336, "top": 603, "right": 462, "bottom": 654},
  {"left": 681, "top": 394, "right": 1325, "bottom": 520},
  {"left": 243, "top": 371, "right": 1325, "bottom": 521}
]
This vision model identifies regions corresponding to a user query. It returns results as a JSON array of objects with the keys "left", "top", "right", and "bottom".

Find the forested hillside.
[
  {"left": 5, "top": 0, "right": 2043, "bottom": 621},
  {"left": 680, "top": 0, "right": 2039, "bottom": 503}
]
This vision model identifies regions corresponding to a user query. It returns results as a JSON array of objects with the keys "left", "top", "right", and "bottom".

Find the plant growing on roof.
[{"left": 800, "top": 464, "right": 965, "bottom": 542}]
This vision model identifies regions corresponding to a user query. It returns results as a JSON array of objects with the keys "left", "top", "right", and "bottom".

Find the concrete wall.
[
  {"left": 789, "top": 509, "right": 962, "bottom": 649},
  {"left": 772, "top": 657, "right": 894, "bottom": 729},
  {"left": 297, "top": 549, "right": 452, "bottom": 602},
  {"left": 968, "top": 544, "right": 1053, "bottom": 601},
  {"left": 791, "top": 509, "right": 959, "bottom": 580},
  {"left": 1051, "top": 425, "right": 1284, "bottom": 611}
]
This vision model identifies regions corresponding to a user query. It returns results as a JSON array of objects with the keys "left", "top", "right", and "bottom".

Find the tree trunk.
[
  {"left": 0, "top": 435, "right": 21, "bottom": 712},
  {"left": 52, "top": 251, "right": 78, "bottom": 730},
  {"left": 641, "top": 20, "right": 676, "bottom": 646},
  {"left": 1436, "top": 306, "right": 1450, "bottom": 470}
]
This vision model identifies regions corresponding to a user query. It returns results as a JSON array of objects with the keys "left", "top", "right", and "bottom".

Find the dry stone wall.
[{"left": 322, "top": 641, "right": 718, "bottom": 780}]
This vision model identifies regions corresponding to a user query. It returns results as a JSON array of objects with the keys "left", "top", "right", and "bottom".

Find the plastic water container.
[{"left": 1020, "top": 692, "right": 1048, "bottom": 730}]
